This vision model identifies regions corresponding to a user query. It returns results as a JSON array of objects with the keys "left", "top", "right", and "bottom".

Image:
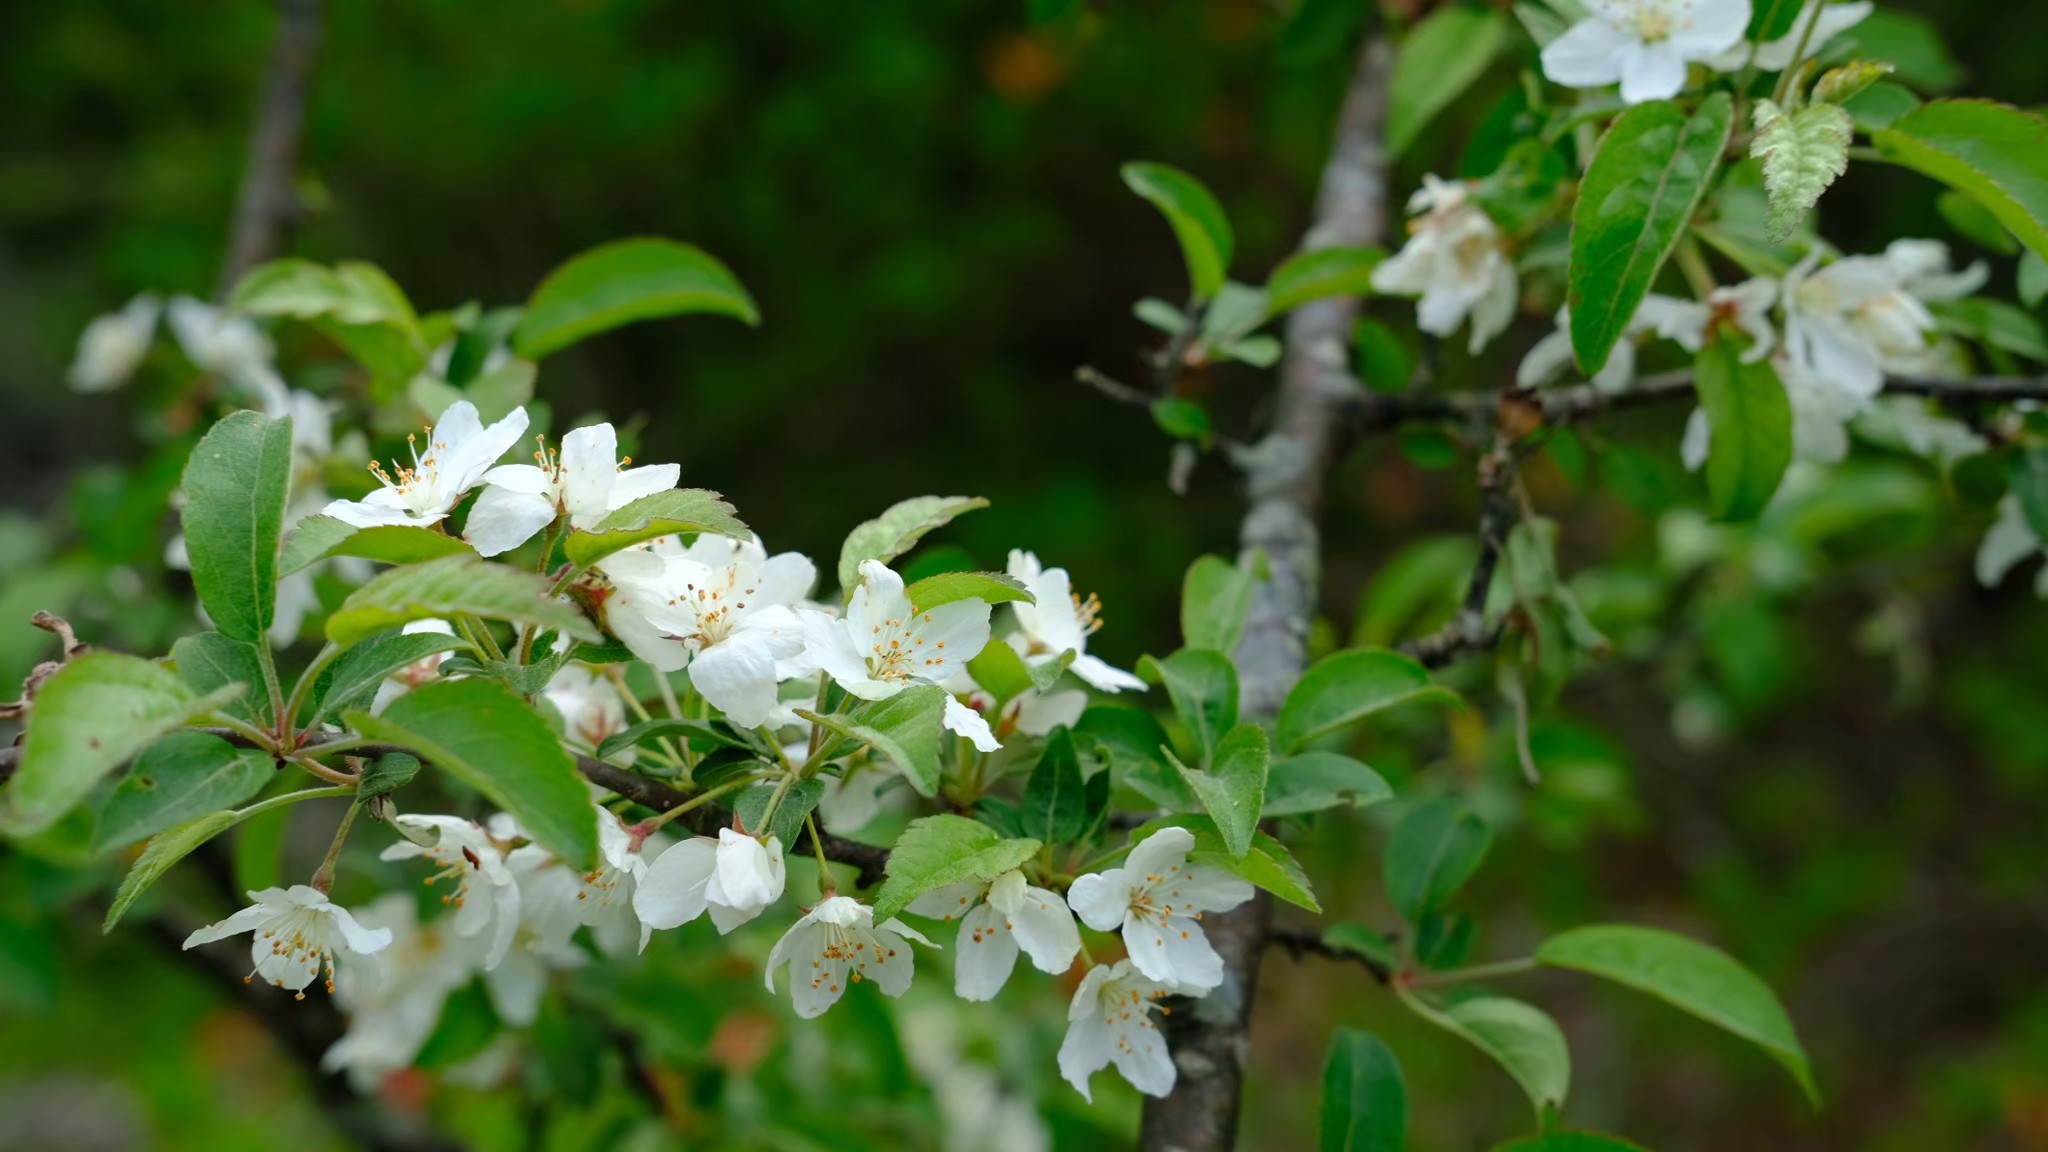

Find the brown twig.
[
  {"left": 217, "top": 0, "right": 324, "bottom": 295},
  {"left": 1267, "top": 925, "right": 1395, "bottom": 985}
]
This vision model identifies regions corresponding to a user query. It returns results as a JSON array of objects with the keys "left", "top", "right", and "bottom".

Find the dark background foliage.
[{"left": 3, "top": 2, "right": 2046, "bottom": 1149}]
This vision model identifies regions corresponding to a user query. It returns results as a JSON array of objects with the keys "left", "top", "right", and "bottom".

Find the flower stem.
[
  {"left": 1408, "top": 955, "right": 1539, "bottom": 988},
  {"left": 254, "top": 641, "right": 287, "bottom": 740},
  {"left": 751, "top": 769, "right": 797, "bottom": 835},
  {"left": 281, "top": 641, "right": 341, "bottom": 738},
  {"left": 309, "top": 800, "right": 362, "bottom": 894},
  {"left": 641, "top": 774, "right": 758, "bottom": 831},
  {"left": 1770, "top": 0, "right": 1829, "bottom": 108},
  {"left": 210, "top": 714, "right": 281, "bottom": 753},
  {"left": 287, "top": 754, "right": 360, "bottom": 787},
  {"left": 804, "top": 813, "right": 834, "bottom": 896}
]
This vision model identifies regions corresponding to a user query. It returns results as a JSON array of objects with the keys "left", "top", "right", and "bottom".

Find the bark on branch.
[
  {"left": 1135, "top": 31, "right": 1397, "bottom": 1152},
  {"left": 217, "top": 0, "right": 324, "bottom": 295}
]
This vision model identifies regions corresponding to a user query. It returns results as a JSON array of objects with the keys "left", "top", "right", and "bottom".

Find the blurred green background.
[{"left": 4, "top": 1, "right": 2048, "bottom": 1150}]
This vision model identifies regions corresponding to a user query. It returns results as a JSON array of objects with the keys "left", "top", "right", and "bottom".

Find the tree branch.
[
  {"left": 1137, "top": 30, "right": 1398, "bottom": 1152},
  {"left": 1266, "top": 925, "right": 1394, "bottom": 985},
  {"left": 218, "top": 0, "right": 324, "bottom": 295}
]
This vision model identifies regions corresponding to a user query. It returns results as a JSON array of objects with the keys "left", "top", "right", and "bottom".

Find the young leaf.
[
  {"left": 1074, "top": 706, "right": 1194, "bottom": 809},
  {"left": 1264, "top": 752, "right": 1393, "bottom": 817},
  {"left": 325, "top": 555, "right": 597, "bottom": 650},
  {"left": 170, "top": 632, "right": 268, "bottom": 725},
  {"left": 512, "top": 238, "right": 759, "bottom": 359},
  {"left": 1323, "top": 923, "right": 1400, "bottom": 973},
  {"left": 1121, "top": 161, "right": 1235, "bottom": 301},
  {"left": 1167, "top": 723, "right": 1269, "bottom": 859},
  {"left": 348, "top": 678, "right": 598, "bottom": 869},
  {"left": 1384, "top": 796, "right": 1492, "bottom": 923},
  {"left": 231, "top": 258, "right": 418, "bottom": 326},
  {"left": 871, "top": 814, "right": 1042, "bottom": 922},
  {"left": 1151, "top": 398, "right": 1213, "bottom": 445},
  {"left": 93, "top": 731, "right": 272, "bottom": 851},
  {"left": 1020, "top": 727, "right": 1088, "bottom": 844},
  {"left": 561, "top": 489, "right": 749, "bottom": 568},
  {"left": 280, "top": 515, "right": 476, "bottom": 577},
  {"left": 1538, "top": 924, "right": 1818, "bottom": 1104},
  {"left": 1813, "top": 60, "right": 1894, "bottom": 106},
  {"left": 1874, "top": 100, "right": 2048, "bottom": 261},
  {"left": 1693, "top": 338, "right": 1793, "bottom": 522},
  {"left": 1319, "top": 1028, "right": 1406, "bottom": 1152},
  {"left": 1570, "top": 94, "right": 1734, "bottom": 375},
  {"left": 1387, "top": 4, "right": 1507, "bottom": 158},
  {"left": 904, "top": 571, "right": 1033, "bottom": 613},
  {"left": 357, "top": 752, "right": 421, "bottom": 800},
  {"left": 837, "top": 495, "right": 988, "bottom": 592},
  {"left": 0, "top": 653, "right": 239, "bottom": 836},
  {"left": 1276, "top": 648, "right": 1459, "bottom": 753},
  {"left": 593, "top": 717, "right": 753, "bottom": 762},
  {"left": 965, "top": 640, "right": 1067, "bottom": 704},
  {"left": 1181, "top": 552, "right": 1261, "bottom": 654},
  {"left": 733, "top": 778, "right": 825, "bottom": 847},
  {"left": 304, "top": 628, "right": 474, "bottom": 727},
  {"left": 1403, "top": 993, "right": 1570, "bottom": 1119},
  {"left": 180, "top": 410, "right": 295, "bottom": 644},
  {"left": 1752, "top": 100, "right": 1853, "bottom": 244},
  {"left": 1136, "top": 649, "right": 1239, "bottom": 764},
  {"left": 800, "top": 685, "right": 948, "bottom": 797},
  {"left": 1264, "top": 247, "right": 1387, "bottom": 317}
]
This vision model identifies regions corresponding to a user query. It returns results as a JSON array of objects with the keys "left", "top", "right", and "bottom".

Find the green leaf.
[
  {"left": 837, "top": 495, "right": 988, "bottom": 592},
  {"left": 733, "top": 778, "right": 825, "bottom": 848},
  {"left": 1264, "top": 752, "right": 1393, "bottom": 817},
  {"left": 1320, "top": 1028, "right": 1406, "bottom": 1152},
  {"left": 348, "top": 678, "right": 597, "bottom": 869},
  {"left": 1, "top": 654, "right": 239, "bottom": 836},
  {"left": 512, "top": 238, "right": 758, "bottom": 359},
  {"left": 231, "top": 258, "right": 418, "bottom": 327},
  {"left": 180, "top": 410, "right": 295, "bottom": 644},
  {"left": 1121, "top": 161, "right": 1235, "bottom": 301},
  {"left": 1491, "top": 1133, "right": 1651, "bottom": 1152},
  {"left": 1752, "top": 100, "right": 1852, "bottom": 244},
  {"left": 102, "top": 785, "right": 346, "bottom": 931},
  {"left": 280, "top": 515, "right": 477, "bottom": 577},
  {"left": 1136, "top": 649, "right": 1239, "bottom": 764},
  {"left": 1387, "top": 4, "right": 1507, "bottom": 159},
  {"left": 1934, "top": 298, "right": 2048, "bottom": 363},
  {"left": 593, "top": 717, "right": 753, "bottom": 762},
  {"left": 1570, "top": 94, "right": 1734, "bottom": 375},
  {"left": 325, "top": 555, "right": 597, "bottom": 651},
  {"left": 305, "top": 629, "right": 474, "bottom": 727},
  {"left": 2021, "top": 251, "right": 2048, "bottom": 307},
  {"left": 357, "top": 752, "right": 421, "bottom": 800},
  {"left": 1323, "top": 922, "right": 1400, "bottom": 972},
  {"left": 1168, "top": 723, "right": 1269, "bottom": 859},
  {"left": 1538, "top": 924, "right": 1817, "bottom": 1104},
  {"left": 1276, "top": 648, "right": 1459, "bottom": 753},
  {"left": 1384, "top": 796, "right": 1492, "bottom": 923},
  {"left": 2008, "top": 450, "right": 2048, "bottom": 541},
  {"left": 904, "top": 571, "right": 1033, "bottom": 614},
  {"left": 1813, "top": 60, "right": 1894, "bottom": 107},
  {"left": 1265, "top": 247, "right": 1387, "bottom": 318},
  {"left": 1405, "top": 994, "right": 1571, "bottom": 1118},
  {"left": 966, "top": 641, "right": 1069, "bottom": 704},
  {"left": 1020, "top": 727, "right": 1088, "bottom": 844},
  {"left": 1150, "top": 398, "right": 1213, "bottom": 446},
  {"left": 415, "top": 979, "right": 502, "bottom": 1069},
  {"left": 872, "top": 814, "right": 1042, "bottom": 922},
  {"left": 800, "top": 685, "right": 948, "bottom": 797},
  {"left": 170, "top": 632, "right": 267, "bottom": 725},
  {"left": 1132, "top": 815, "right": 1319, "bottom": 911},
  {"left": 1693, "top": 338, "right": 1793, "bottom": 522},
  {"left": 562, "top": 489, "right": 749, "bottom": 568},
  {"left": 1075, "top": 706, "right": 1193, "bottom": 809},
  {"left": 1181, "top": 552, "right": 1261, "bottom": 654},
  {"left": 1353, "top": 318, "right": 1416, "bottom": 393},
  {"left": 1874, "top": 101, "right": 2048, "bottom": 262},
  {"left": 93, "top": 731, "right": 271, "bottom": 851},
  {"left": 1843, "top": 82, "right": 1920, "bottom": 134}
]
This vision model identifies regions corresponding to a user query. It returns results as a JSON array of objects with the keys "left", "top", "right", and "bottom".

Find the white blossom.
[
  {"left": 1005, "top": 550, "right": 1143, "bottom": 693},
  {"left": 182, "top": 884, "right": 392, "bottom": 996},
  {"left": 633, "top": 828, "right": 786, "bottom": 936},
  {"left": 68, "top": 294, "right": 159, "bottom": 393},
  {"left": 905, "top": 870, "right": 1081, "bottom": 1001},
  {"left": 370, "top": 619, "right": 458, "bottom": 714},
  {"left": 322, "top": 893, "right": 480, "bottom": 1090},
  {"left": 1057, "top": 960, "right": 1180, "bottom": 1102},
  {"left": 323, "top": 401, "right": 530, "bottom": 530},
  {"left": 1066, "top": 826, "right": 1252, "bottom": 991},
  {"left": 165, "top": 294, "right": 276, "bottom": 383},
  {"left": 1371, "top": 176, "right": 1518, "bottom": 354},
  {"left": 1516, "top": 305, "right": 1642, "bottom": 394},
  {"left": 763, "top": 895, "right": 932, "bottom": 1019},
  {"left": 544, "top": 662, "right": 630, "bottom": 754},
  {"left": 1541, "top": 0, "right": 1751, "bottom": 105},
  {"left": 804, "top": 559, "right": 998, "bottom": 750},
  {"left": 1639, "top": 278, "right": 1780, "bottom": 358},
  {"left": 464, "top": 421, "right": 680, "bottom": 557},
  {"left": 1707, "top": 1, "right": 1873, "bottom": 72},
  {"left": 1783, "top": 241, "right": 1986, "bottom": 400},
  {"left": 380, "top": 815, "right": 523, "bottom": 969},
  {"left": 601, "top": 534, "right": 818, "bottom": 727}
]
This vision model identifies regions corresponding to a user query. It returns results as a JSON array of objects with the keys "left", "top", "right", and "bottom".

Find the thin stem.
[
  {"left": 1673, "top": 236, "right": 1718, "bottom": 299},
  {"left": 1771, "top": 0, "right": 1829, "bottom": 107},
  {"left": 804, "top": 813, "right": 834, "bottom": 896},
  {"left": 242, "top": 785, "right": 354, "bottom": 819},
  {"left": 282, "top": 640, "right": 341, "bottom": 738},
  {"left": 209, "top": 714, "right": 281, "bottom": 753},
  {"left": 655, "top": 674, "right": 693, "bottom": 774},
  {"left": 640, "top": 773, "right": 758, "bottom": 831},
  {"left": 805, "top": 674, "right": 830, "bottom": 756},
  {"left": 309, "top": 800, "right": 362, "bottom": 894},
  {"left": 255, "top": 641, "right": 287, "bottom": 740},
  {"left": 287, "top": 753, "right": 359, "bottom": 787},
  {"left": 1409, "top": 955, "right": 1539, "bottom": 988}
]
